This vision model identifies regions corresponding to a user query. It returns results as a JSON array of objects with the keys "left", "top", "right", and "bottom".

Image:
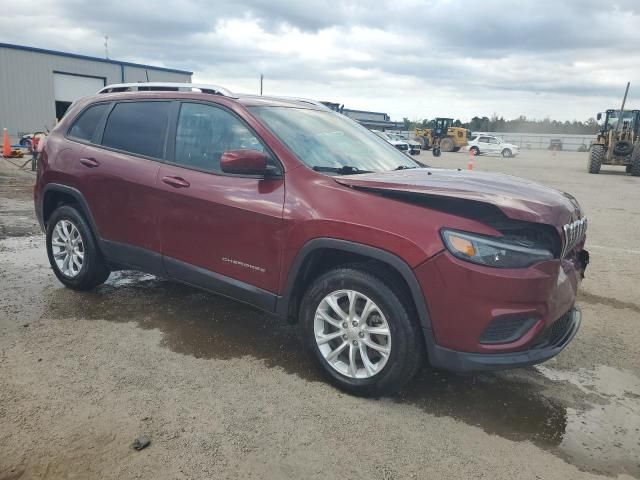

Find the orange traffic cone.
[
  {"left": 467, "top": 148, "right": 474, "bottom": 170},
  {"left": 2, "top": 128, "right": 11, "bottom": 158}
]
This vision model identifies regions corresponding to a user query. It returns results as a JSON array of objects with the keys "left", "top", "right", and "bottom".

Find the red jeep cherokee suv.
[{"left": 34, "top": 83, "right": 589, "bottom": 396}]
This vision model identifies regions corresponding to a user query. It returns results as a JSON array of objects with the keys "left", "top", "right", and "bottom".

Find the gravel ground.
[{"left": 0, "top": 151, "right": 639, "bottom": 480}]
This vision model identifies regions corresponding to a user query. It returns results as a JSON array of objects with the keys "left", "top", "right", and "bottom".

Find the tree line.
[{"left": 403, "top": 114, "right": 599, "bottom": 135}]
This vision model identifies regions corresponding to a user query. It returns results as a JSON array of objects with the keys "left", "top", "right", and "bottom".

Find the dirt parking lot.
[{"left": 1, "top": 150, "right": 639, "bottom": 480}]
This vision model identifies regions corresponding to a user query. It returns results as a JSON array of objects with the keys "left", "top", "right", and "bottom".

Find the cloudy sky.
[{"left": 2, "top": 0, "right": 639, "bottom": 122}]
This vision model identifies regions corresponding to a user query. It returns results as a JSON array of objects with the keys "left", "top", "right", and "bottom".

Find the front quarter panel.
[{"left": 277, "top": 166, "right": 499, "bottom": 293}]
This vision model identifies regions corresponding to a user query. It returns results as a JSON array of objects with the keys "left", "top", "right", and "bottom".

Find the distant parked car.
[
  {"left": 468, "top": 135, "right": 519, "bottom": 158},
  {"left": 372, "top": 130, "right": 410, "bottom": 153},
  {"left": 549, "top": 139, "right": 563, "bottom": 151},
  {"left": 388, "top": 133, "right": 421, "bottom": 155}
]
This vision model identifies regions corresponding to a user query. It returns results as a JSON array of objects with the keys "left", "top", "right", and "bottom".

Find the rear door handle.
[
  {"left": 79, "top": 157, "right": 99, "bottom": 168},
  {"left": 162, "top": 176, "right": 190, "bottom": 188}
]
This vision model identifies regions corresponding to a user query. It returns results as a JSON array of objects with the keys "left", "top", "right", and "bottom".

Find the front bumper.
[{"left": 425, "top": 308, "right": 581, "bottom": 372}]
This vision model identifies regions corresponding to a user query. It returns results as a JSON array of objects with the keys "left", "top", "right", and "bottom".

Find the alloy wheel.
[
  {"left": 314, "top": 289, "right": 391, "bottom": 379},
  {"left": 51, "top": 219, "right": 85, "bottom": 278}
]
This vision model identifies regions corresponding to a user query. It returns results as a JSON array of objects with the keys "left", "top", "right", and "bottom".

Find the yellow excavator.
[{"left": 414, "top": 118, "right": 469, "bottom": 155}]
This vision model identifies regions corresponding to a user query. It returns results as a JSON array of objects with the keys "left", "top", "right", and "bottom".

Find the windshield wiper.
[
  {"left": 393, "top": 165, "right": 418, "bottom": 170},
  {"left": 312, "top": 166, "right": 373, "bottom": 175}
]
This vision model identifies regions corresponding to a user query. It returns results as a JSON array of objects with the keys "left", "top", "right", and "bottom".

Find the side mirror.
[
  {"left": 220, "top": 149, "right": 269, "bottom": 176},
  {"left": 597, "top": 112, "right": 602, "bottom": 121}
]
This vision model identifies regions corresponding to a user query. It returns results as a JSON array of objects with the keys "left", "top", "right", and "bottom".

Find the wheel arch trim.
[
  {"left": 276, "top": 238, "right": 432, "bottom": 330},
  {"left": 40, "top": 183, "right": 101, "bottom": 238}
]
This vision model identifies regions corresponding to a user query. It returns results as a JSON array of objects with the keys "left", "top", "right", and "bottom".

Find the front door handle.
[
  {"left": 162, "top": 176, "right": 190, "bottom": 188},
  {"left": 79, "top": 157, "right": 99, "bottom": 168}
]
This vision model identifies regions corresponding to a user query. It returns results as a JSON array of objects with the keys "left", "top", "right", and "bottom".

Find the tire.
[
  {"left": 626, "top": 165, "right": 632, "bottom": 173},
  {"left": 588, "top": 145, "right": 604, "bottom": 174},
  {"left": 440, "top": 137, "right": 454, "bottom": 152},
  {"left": 631, "top": 145, "right": 640, "bottom": 176},
  {"left": 613, "top": 141, "right": 633, "bottom": 157},
  {"left": 432, "top": 147, "right": 441, "bottom": 157},
  {"left": 501, "top": 148, "right": 512, "bottom": 158},
  {"left": 46, "top": 205, "right": 110, "bottom": 290},
  {"left": 452, "top": 146, "right": 461, "bottom": 152},
  {"left": 420, "top": 137, "right": 430, "bottom": 150},
  {"left": 19, "top": 138, "right": 32, "bottom": 149},
  {"left": 299, "top": 267, "right": 424, "bottom": 397},
  {"left": 470, "top": 146, "right": 480, "bottom": 156}
]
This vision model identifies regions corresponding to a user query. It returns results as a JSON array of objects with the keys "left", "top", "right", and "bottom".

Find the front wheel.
[
  {"left": 470, "top": 146, "right": 480, "bottom": 156},
  {"left": 46, "top": 205, "right": 110, "bottom": 290},
  {"left": 630, "top": 145, "right": 640, "bottom": 176},
  {"left": 502, "top": 148, "right": 512, "bottom": 158},
  {"left": 432, "top": 147, "right": 441, "bottom": 157},
  {"left": 588, "top": 145, "right": 604, "bottom": 174},
  {"left": 299, "top": 267, "right": 424, "bottom": 397},
  {"left": 440, "top": 137, "right": 454, "bottom": 152}
]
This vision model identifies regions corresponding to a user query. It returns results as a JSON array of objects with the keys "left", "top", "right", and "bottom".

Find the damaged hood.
[{"left": 334, "top": 168, "right": 582, "bottom": 226}]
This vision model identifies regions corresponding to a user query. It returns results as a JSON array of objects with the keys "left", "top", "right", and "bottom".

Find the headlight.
[{"left": 441, "top": 229, "right": 554, "bottom": 268}]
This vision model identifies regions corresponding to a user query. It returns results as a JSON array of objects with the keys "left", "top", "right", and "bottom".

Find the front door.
[
  {"left": 477, "top": 136, "right": 491, "bottom": 154},
  {"left": 156, "top": 102, "right": 285, "bottom": 306}
]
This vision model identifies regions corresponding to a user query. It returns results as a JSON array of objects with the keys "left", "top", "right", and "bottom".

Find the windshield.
[
  {"left": 250, "top": 107, "right": 419, "bottom": 173},
  {"left": 606, "top": 111, "right": 636, "bottom": 130}
]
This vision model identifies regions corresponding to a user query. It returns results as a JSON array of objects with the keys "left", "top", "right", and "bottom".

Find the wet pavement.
[{"left": 6, "top": 257, "right": 637, "bottom": 478}]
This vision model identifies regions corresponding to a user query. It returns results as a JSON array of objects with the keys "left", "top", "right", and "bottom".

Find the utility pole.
[
  {"left": 104, "top": 36, "right": 109, "bottom": 59},
  {"left": 260, "top": 74, "right": 263, "bottom": 96}
]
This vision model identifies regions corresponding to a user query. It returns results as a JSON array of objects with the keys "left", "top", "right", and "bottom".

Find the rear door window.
[
  {"left": 68, "top": 103, "right": 109, "bottom": 142},
  {"left": 102, "top": 101, "right": 170, "bottom": 159}
]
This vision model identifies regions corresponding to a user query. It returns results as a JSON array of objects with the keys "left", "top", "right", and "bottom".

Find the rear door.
[
  {"left": 75, "top": 100, "right": 171, "bottom": 273},
  {"left": 156, "top": 101, "right": 285, "bottom": 304}
]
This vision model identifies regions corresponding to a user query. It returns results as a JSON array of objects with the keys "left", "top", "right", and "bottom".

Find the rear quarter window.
[
  {"left": 68, "top": 103, "right": 109, "bottom": 142},
  {"left": 101, "top": 101, "right": 170, "bottom": 159}
]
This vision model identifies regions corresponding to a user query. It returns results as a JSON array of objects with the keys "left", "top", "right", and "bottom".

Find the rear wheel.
[
  {"left": 440, "top": 137, "right": 454, "bottom": 152},
  {"left": 501, "top": 148, "right": 512, "bottom": 158},
  {"left": 46, "top": 205, "right": 110, "bottom": 290},
  {"left": 588, "top": 145, "right": 604, "bottom": 174},
  {"left": 299, "top": 267, "right": 424, "bottom": 397},
  {"left": 630, "top": 145, "right": 640, "bottom": 176}
]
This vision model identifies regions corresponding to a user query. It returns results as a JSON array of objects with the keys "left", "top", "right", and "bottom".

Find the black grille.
[
  {"left": 533, "top": 310, "right": 573, "bottom": 348},
  {"left": 480, "top": 315, "right": 538, "bottom": 344}
]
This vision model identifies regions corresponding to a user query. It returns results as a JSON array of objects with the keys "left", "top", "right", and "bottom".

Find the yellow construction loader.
[{"left": 414, "top": 118, "right": 469, "bottom": 154}]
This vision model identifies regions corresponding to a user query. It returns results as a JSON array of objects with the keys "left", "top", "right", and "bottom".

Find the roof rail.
[
  {"left": 274, "top": 97, "right": 335, "bottom": 112},
  {"left": 97, "top": 82, "right": 236, "bottom": 98}
]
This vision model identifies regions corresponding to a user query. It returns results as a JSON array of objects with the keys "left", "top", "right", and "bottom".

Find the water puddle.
[
  {"left": 536, "top": 365, "right": 640, "bottom": 477},
  {"left": 44, "top": 271, "right": 320, "bottom": 381}
]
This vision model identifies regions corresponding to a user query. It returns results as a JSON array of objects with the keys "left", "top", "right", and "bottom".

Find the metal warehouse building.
[{"left": 0, "top": 43, "right": 192, "bottom": 138}]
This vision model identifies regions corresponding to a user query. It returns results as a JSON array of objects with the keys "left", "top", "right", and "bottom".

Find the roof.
[
  {"left": 0, "top": 42, "right": 192, "bottom": 75},
  {"left": 343, "top": 108, "right": 389, "bottom": 116}
]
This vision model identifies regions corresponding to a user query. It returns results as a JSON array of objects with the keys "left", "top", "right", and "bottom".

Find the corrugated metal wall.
[{"left": 0, "top": 46, "right": 191, "bottom": 137}]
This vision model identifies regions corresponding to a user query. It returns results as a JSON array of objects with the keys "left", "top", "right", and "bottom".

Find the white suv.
[
  {"left": 372, "top": 130, "right": 410, "bottom": 153},
  {"left": 468, "top": 135, "right": 519, "bottom": 158}
]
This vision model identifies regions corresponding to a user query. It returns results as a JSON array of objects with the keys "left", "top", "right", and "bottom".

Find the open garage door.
[{"left": 53, "top": 73, "right": 105, "bottom": 120}]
